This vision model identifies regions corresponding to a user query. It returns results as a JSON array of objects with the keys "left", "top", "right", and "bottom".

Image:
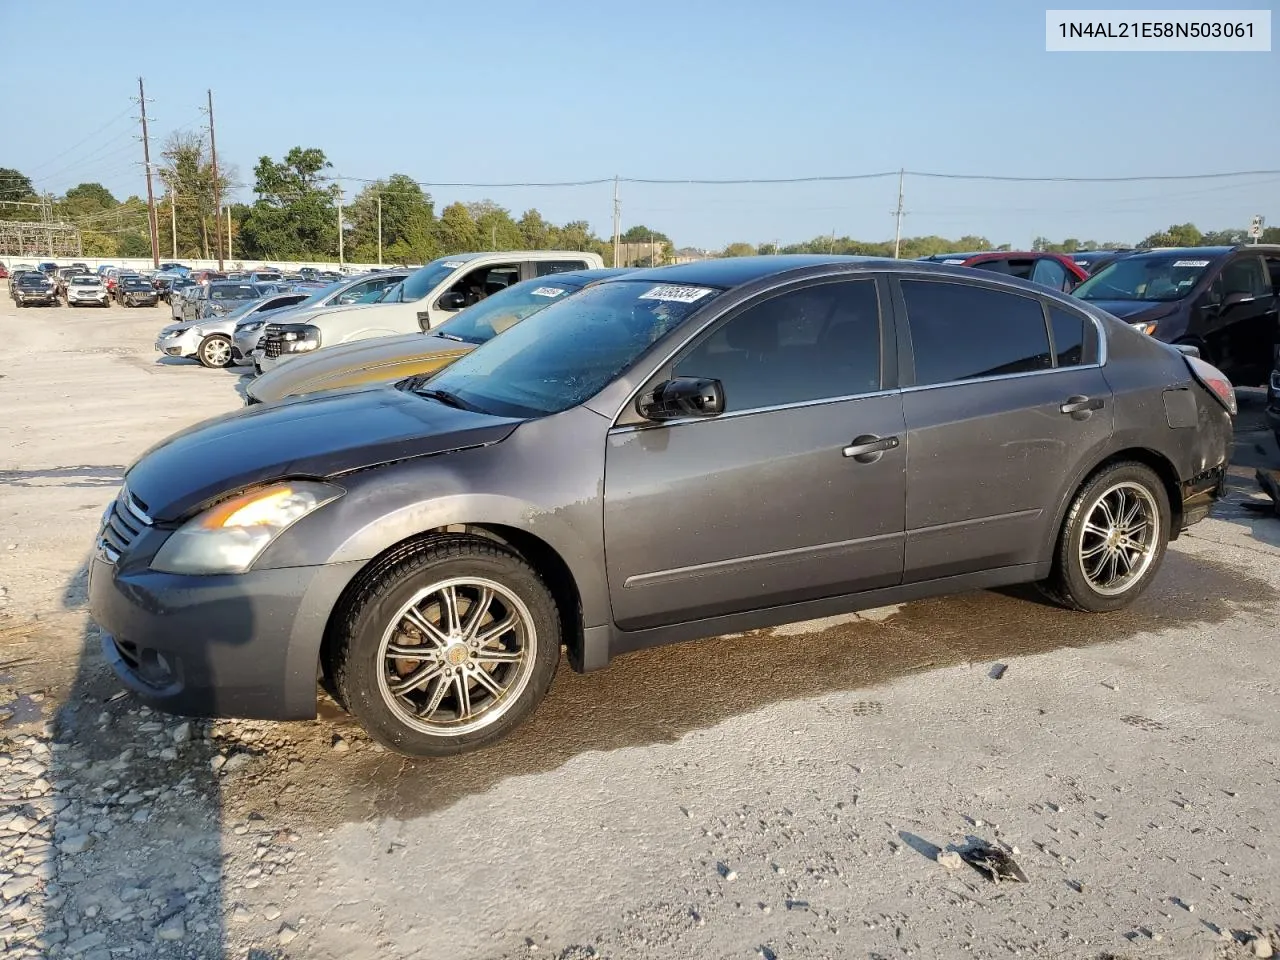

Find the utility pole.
[
  {"left": 205, "top": 89, "right": 223, "bottom": 269},
  {"left": 892, "top": 168, "right": 905, "bottom": 259},
  {"left": 41, "top": 193, "right": 54, "bottom": 257},
  {"left": 376, "top": 195, "right": 382, "bottom": 266},
  {"left": 169, "top": 183, "right": 177, "bottom": 259},
  {"left": 226, "top": 205, "right": 232, "bottom": 262},
  {"left": 611, "top": 176, "right": 620, "bottom": 268},
  {"left": 137, "top": 77, "right": 160, "bottom": 268},
  {"left": 491, "top": 224, "right": 497, "bottom": 250},
  {"left": 336, "top": 185, "right": 344, "bottom": 268}
]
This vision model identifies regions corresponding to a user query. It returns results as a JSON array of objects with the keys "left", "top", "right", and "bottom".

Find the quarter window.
[
  {"left": 1048, "top": 306, "right": 1087, "bottom": 366},
  {"left": 1031, "top": 258, "right": 1069, "bottom": 291},
  {"left": 674, "top": 280, "right": 881, "bottom": 413},
  {"left": 901, "top": 280, "right": 1052, "bottom": 385}
]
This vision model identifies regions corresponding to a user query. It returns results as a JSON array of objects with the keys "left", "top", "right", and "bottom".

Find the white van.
[{"left": 253, "top": 250, "right": 603, "bottom": 372}]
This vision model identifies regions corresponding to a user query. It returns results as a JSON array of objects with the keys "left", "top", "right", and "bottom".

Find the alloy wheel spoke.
[
  {"left": 461, "top": 588, "right": 495, "bottom": 643},
  {"left": 386, "top": 642, "right": 440, "bottom": 661},
  {"left": 475, "top": 647, "right": 523, "bottom": 665},
  {"left": 440, "top": 586, "right": 462, "bottom": 636},
  {"left": 1081, "top": 540, "right": 1110, "bottom": 560},
  {"left": 453, "top": 672, "right": 472, "bottom": 720},
  {"left": 1095, "top": 496, "right": 1117, "bottom": 528},
  {"left": 1083, "top": 522, "right": 1110, "bottom": 539},
  {"left": 1104, "top": 550, "right": 1121, "bottom": 584},
  {"left": 402, "top": 606, "right": 449, "bottom": 648},
  {"left": 388, "top": 663, "right": 446, "bottom": 697},
  {"left": 418, "top": 673, "right": 452, "bottom": 718},
  {"left": 1119, "top": 496, "right": 1143, "bottom": 528},
  {"left": 475, "top": 613, "right": 518, "bottom": 648},
  {"left": 470, "top": 666, "right": 504, "bottom": 698}
]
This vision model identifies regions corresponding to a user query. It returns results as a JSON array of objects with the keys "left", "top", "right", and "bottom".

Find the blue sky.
[{"left": 3, "top": 0, "right": 1276, "bottom": 249}]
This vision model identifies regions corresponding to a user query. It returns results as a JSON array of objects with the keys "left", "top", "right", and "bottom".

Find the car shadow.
[
  {"left": 0, "top": 466, "right": 126, "bottom": 490},
  {"left": 211, "top": 548, "right": 1275, "bottom": 828},
  {"left": 28, "top": 550, "right": 234, "bottom": 956}
]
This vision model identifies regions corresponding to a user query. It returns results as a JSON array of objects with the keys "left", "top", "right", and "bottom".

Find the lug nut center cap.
[{"left": 444, "top": 643, "right": 470, "bottom": 667}]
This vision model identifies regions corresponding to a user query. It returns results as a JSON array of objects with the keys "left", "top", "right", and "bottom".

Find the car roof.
[
  {"left": 615, "top": 254, "right": 889, "bottom": 288},
  {"left": 527, "top": 267, "right": 635, "bottom": 286},
  {"left": 1123, "top": 246, "right": 1235, "bottom": 260}
]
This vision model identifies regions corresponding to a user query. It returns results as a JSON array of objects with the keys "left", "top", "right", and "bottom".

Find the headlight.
[
  {"left": 239, "top": 320, "right": 264, "bottom": 334},
  {"left": 280, "top": 326, "right": 322, "bottom": 353},
  {"left": 150, "top": 481, "right": 342, "bottom": 575},
  {"left": 1130, "top": 320, "right": 1158, "bottom": 336}
]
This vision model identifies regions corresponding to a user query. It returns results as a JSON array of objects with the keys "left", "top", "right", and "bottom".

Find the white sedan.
[{"left": 154, "top": 290, "right": 313, "bottom": 368}]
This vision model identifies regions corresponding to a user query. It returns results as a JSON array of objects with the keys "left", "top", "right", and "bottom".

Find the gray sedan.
[{"left": 88, "top": 256, "right": 1234, "bottom": 758}]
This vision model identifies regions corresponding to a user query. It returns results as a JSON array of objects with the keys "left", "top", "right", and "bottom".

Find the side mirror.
[
  {"left": 1222, "top": 290, "right": 1251, "bottom": 308},
  {"left": 1173, "top": 343, "right": 1201, "bottom": 359},
  {"left": 439, "top": 291, "right": 467, "bottom": 311},
  {"left": 636, "top": 377, "right": 725, "bottom": 421}
]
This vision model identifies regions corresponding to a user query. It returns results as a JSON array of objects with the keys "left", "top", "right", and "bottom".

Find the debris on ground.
[
  {"left": 988, "top": 663, "right": 1008, "bottom": 680},
  {"left": 957, "top": 841, "right": 1029, "bottom": 884},
  {"left": 936, "top": 850, "right": 962, "bottom": 869}
]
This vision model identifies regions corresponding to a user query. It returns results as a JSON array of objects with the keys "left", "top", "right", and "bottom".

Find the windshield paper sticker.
[
  {"left": 1172, "top": 259, "right": 1210, "bottom": 268},
  {"left": 530, "top": 286, "right": 567, "bottom": 298},
  {"left": 638, "top": 284, "right": 714, "bottom": 303},
  {"left": 943, "top": 258, "right": 967, "bottom": 264},
  {"left": 442, "top": 261, "right": 466, "bottom": 268}
]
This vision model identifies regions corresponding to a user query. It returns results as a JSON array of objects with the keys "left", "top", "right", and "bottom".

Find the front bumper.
[
  {"left": 88, "top": 553, "right": 362, "bottom": 721},
  {"left": 70, "top": 294, "right": 110, "bottom": 305},
  {"left": 17, "top": 294, "right": 57, "bottom": 304},
  {"left": 233, "top": 329, "right": 264, "bottom": 362},
  {"left": 155, "top": 330, "right": 200, "bottom": 357},
  {"left": 252, "top": 350, "right": 302, "bottom": 374}
]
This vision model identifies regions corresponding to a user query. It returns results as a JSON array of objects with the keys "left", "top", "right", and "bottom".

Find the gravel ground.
[{"left": 1, "top": 296, "right": 1280, "bottom": 960}]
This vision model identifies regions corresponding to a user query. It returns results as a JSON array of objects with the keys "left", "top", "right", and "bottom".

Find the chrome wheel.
[
  {"left": 375, "top": 577, "right": 537, "bottom": 737},
  {"left": 1077, "top": 481, "right": 1158, "bottom": 597}
]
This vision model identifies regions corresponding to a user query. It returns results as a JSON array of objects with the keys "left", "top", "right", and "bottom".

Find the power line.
[{"left": 22, "top": 106, "right": 135, "bottom": 177}]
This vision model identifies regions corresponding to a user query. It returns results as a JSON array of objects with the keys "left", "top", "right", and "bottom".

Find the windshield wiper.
[{"left": 414, "top": 387, "right": 478, "bottom": 412}]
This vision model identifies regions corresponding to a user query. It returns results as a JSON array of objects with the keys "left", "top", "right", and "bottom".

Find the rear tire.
[
  {"left": 1040, "top": 461, "right": 1170, "bottom": 613},
  {"left": 329, "top": 535, "right": 561, "bottom": 758}
]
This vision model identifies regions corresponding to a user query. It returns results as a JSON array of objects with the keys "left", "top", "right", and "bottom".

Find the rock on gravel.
[{"left": 936, "top": 851, "right": 962, "bottom": 869}]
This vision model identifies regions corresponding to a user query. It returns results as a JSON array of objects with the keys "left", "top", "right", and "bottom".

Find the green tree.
[
  {"left": 159, "top": 132, "right": 230, "bottom": 259},
  {"left": 466, "top": 201, "right": 524, "bottom": 250},
  {"left": 0, "top": 166, "right": 38, "bottom": 221},
  {"left": 1139, "top": 223, "right": 1203, "bottom": 248},
  {"left": 620, "top": 224, "right": 671, "bottom": 244},
  {"left": 80, "top": 230, "right": 117, "bottom": 256},
  {"left": 720, "top": 242, "right": 757, "bottom": 257},
  {"left": 239, "top": 147, "right": 337, "bottom": 260},
  {"left": 60, "top": 182, "right": 117, "bottom": 218},
  {"left": 518, "top": 209, "right": 551, "bottom": 249},
  {"left": 347, "top": 175, "right": 437, "bottom": 264},
  {"left": 435, "top": 202, "right": 482, "bottom": 253}
]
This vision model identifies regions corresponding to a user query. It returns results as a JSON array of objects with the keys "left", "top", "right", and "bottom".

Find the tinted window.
[
  {"left": 674, "top": 280, "right": 880, "bottom": 412},
  {"left": 901, "top": 280, "right": 1051, "bottom": 385},
  {"left": 1221, "top": 256, "right": 1269, "bottom": 298},
  {"left": 971, "top": 260, "right": 1010, "bottom": 276},
  {"left": 535, "top": 260, "right": 589, "bottom": 276},
  {"left": 1049, "top": 307, "right": 1086, "bottom": 366},
  {"left": 1031, "top": 258, "right": 1069, "bottom": 290}
]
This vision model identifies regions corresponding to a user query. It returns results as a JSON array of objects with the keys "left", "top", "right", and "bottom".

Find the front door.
[
  {"left": 604, "top": 277, "right": 907, "bottom": 631},
  {"left": 895, "top": 279, "right": 1115, "bottom": 581},
  {"left": 1210, "top": 254, "right": 1277, "bottom": 385}
]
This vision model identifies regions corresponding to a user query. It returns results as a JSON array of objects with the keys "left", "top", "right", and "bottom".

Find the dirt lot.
[{"left": 1, "top": 295, "right": 1280, "bottom": 960}]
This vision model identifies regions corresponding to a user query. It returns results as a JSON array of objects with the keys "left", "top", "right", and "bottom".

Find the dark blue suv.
[{"left": 1073, "top": 245, "right": 1280, "bottom": 387}]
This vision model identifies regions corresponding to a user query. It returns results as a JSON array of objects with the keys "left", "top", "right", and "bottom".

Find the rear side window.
[
  {"left": 901, "top": 280, "right": 1052, "bottom": 386},
  {"left": 535, "top": 260, "right": 588, "bottom": 276},
  {"left": 1048, "top": 307, "right": 1087, "bottom": 366},
  {"left": 1031, "top": 258, "right": 1070, "bottom": 291}
]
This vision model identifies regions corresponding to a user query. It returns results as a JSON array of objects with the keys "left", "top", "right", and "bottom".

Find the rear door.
[
  {"left": 893, "top": 277, "right": 1113, "bottom": 582},
  {"left": 1212, "top": 253, "right": 1277, "bottom": 383},
  {"left": 604, "top": 276, "right": 906, "bottom": 630}
]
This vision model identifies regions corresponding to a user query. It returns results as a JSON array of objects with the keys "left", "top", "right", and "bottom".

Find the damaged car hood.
[{"left": 124, "top": 386, "right": 521, "bottom": 521}]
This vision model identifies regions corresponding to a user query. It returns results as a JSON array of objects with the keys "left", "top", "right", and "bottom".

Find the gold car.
[{"left": 244, "top": 269, "right": 632, "bottom": 404}]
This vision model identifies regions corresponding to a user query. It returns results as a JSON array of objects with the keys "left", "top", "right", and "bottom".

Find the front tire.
[
  {"left": 1042, "top": 461, "right": 1170, "bottom": 612},
  {"left": 329, "top": 536, "right": 561, "bottom": 758},
  {"left": 196, "top": 335, "right": 232, "bottom": 368}
]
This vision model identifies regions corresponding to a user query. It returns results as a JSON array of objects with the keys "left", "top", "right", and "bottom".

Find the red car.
[
  {"left": 0, "top": 264, "right": 8, "bottom": 279},
  {"left": 917, "top": 251, "right": 1088, "bottom": 292}
]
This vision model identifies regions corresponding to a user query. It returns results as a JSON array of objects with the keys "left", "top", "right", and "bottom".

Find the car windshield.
[
  {"left": 392, "top": 259, "right": 469, "bottom": 303},
  {"left": 71, "top": 277, "right": 98, "bottom": 286},
  {"left": 433, "top": 277, "right": 587, "bottom": 345},
  {"left": 225, "top": 298, "right": 268, "bottom": 318},
  {"left": 124, "top": 278, "right": 150, "bottom": 287},
  {"left": 18, "top": 275, "right": 47, "bottom": 285},
  {"left": 1074, "top": 255, "right": 1214, "bottom": 303},
  {"left": 418, "top": 279, "right": 720, "bottom": 418},
  {"left": 209, "top": 285, "right": 259, "bottom": 301}
]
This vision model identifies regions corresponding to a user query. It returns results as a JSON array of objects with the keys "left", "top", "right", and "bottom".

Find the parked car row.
[{"left": 90, "top": 253, "right": 1238, "bottom": 759}]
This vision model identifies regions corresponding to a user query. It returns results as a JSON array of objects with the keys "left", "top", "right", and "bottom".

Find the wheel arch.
[
  {"left": 318, "top": 524, "right": 588, "bottom": 699},
  {"left": 1051, "top": 446, "right": 1184, "bottom": 554}
]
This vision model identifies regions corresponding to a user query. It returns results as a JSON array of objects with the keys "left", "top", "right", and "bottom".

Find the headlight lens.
[
  {"left": 1130, "top": 320, "right": 1158, "bottom": 336},
  {"left": 281, "top": 326, "right": 322, "bottom": 353},
  {"left": 239, "top": 320, "right": 264, "bottom": 333},
  {"left": 150, "top": 481, "right": 342, "bottom": 575}
]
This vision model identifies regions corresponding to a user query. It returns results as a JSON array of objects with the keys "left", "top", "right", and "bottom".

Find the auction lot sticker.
[{"left": 638, "top": 285, "right": 714, "bottom": 303}]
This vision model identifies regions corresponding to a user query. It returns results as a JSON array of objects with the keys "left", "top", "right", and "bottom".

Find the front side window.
[
  {"left": 419, "top": 280, "right": 720, "bottom": 418},
  {"left": 432, "top": 277, "right": 586, "bottom": 345},
  {"left": 673, "top": 280, "right": 881, "bottom": 412},
  {"left": 1220, "top": 256, "right": 1269, "bottom": 298},
  {"left": 901, "top": 280, "right": 1052, "bottom": 385}
]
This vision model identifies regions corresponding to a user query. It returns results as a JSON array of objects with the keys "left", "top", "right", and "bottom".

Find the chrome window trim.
[
  {"left": 609, "top": 388, "right": 900, "bottom": 434},
  {"left": 898, "top": 361, "right": 1104, "bottom": 395}
]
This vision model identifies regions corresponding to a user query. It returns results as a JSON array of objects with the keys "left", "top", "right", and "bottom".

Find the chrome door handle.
[
  {"left": 1061, "top": 395, "right": 1104, "bottom": 417},
  {"left": 843, "top": 434, "right": 900, "bottom": 463}
]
